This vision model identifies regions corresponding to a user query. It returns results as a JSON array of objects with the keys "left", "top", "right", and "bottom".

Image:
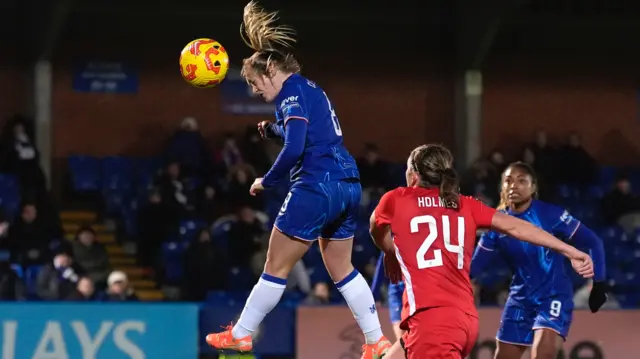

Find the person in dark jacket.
[
  {"left": 71, "top": 226, "right": 110, "bottom": 287},
  {"left": 36, "top": 245, "right": 84, "bottom": 300},
  {"left": 183, "top": 228, "right": 227, "bottom": 301},
  {"left": 0, "top": 257, "right": 26, "bottom": 300}
]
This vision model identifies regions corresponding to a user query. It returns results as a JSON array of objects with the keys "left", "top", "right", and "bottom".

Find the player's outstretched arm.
[
  {"left": 491, "top": 212, "right": 594, "bottom": 278},
  {"left": 570, "top": 224, "right": 608, "bottom": 312},
  {"left": 260, "top": 119, "right": 307, "bottom": 188},
  {"left": 469, "top": 232, "right": 499, "bottom": 279}
]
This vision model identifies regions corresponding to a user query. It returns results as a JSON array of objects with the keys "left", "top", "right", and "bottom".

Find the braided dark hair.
[{"left": 410, "top": 144, "right": 460, "bottom": 209}]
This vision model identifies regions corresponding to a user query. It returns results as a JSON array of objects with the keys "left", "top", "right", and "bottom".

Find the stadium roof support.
[{"left": 453, "top": 0, "right": 529, "bottom": 168}]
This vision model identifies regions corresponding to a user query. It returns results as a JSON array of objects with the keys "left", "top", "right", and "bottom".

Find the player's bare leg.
[
  {"left": 206, "top": 228, "right": 311, "bottom": 352},
  {"left": 319, "top": 238, "right": 391, "bottom": 359},
  {"left": 531, "top": 329, "right": 563, "bottom": 359},
  {"left": 494, "top": 340, "right": 527, "bottom": 359}
]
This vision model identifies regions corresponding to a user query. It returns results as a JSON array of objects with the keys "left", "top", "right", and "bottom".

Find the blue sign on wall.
[
  {"left": 73, "top": 61, "right": 139, "bottom": 93},
  {"left": 0, "top": 303, "right": 198, "bottom": 359},
  {"left": 220, "top": 68, "right": 275, "bottom": 115},
  {"left": 199, "top": 305, "right": 295, "bottom": 356}
]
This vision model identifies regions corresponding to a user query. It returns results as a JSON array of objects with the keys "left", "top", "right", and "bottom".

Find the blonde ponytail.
[{"left": 240, "top": 1, "right": 296, "bottom": 52}]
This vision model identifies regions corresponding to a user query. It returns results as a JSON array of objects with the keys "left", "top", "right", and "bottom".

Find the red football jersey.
[{"left": 374, "top": 186, "right": 496, "bottom": 328}]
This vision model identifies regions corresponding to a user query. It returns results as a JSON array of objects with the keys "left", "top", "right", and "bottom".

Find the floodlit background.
[{"left": 0, "top": 0, "right": 638, "bottom": 358}]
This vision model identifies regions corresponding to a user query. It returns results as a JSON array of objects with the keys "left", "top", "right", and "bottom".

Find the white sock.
[
  {"left": 336, "top": 269, "right": 384, "bottom": 344},
  {"left": 232, "top": 273, "right": 286, "bottom": 339}
]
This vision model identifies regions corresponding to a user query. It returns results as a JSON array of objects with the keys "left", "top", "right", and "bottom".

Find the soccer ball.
[{"left": 179, "top": 38, "right": 230, "bottom": 88}]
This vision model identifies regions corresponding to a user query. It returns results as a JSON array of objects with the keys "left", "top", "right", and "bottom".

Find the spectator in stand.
[
  {"left": 164, "top": 116, "right": 212, "bottom": 179},
  {"left": 303, "top": 282, "right": 331, "bottom": 305},
  {"left": 98, "top": 270, "right": 138, "bottom": 301},
  {"left": 521, "top": 146, "right": 550, "bottom": 200},
  {"left": 525, "top": 129, "right": 557, "bottom": 188},
  {"left": 488, "top": 149, "right": 507, "bottom": 175},
  {"left": 226, "top": 164, "right": 259, "bottom": 209},
  {"left": 196, "top": 184, "right": 222, "bottom": 224},
  {"left": 36, "top": 246, "right": 84, "bottom": 300},
  {"left": 241, "top": 125, "right": 272, "bottom": 174},
  {"left": 155, "top": 161, "right": 194, "bottom": 217},
  {"left": 461, "top": 159, "right": 498, "bottom": 206},
  {"left": 0, "top": 115, "right": 47, "bottom": 197},
  {"left": 66, "top": 277, "right": 95, "bottom": 301},
  {"left": 183, "top": 228, "right": 227, "bottom": 301},
  {"left": 228, "top": 205, "right": 267, "bottom": 274},
  {"left": 558, "top": 132, "right": 598, "bottom": 187},
  {"left": 9, "top": 203, "right": 52, "bottom": 266},
  {"left": 218, "top": 132, "right": 244, "bottom": 172},
  {"left": 0, "top": 211, "right": 11, "bottom": 257},
  {"left": 136, "top": 189, "right": 177, "bottom": 267},
  {"left": 0, "top": 253, "right": 26, "bottom": 300},
  {"left": 357, "top": 143, "right": 390, "bottom": 205},
  {"left": 286, "top": 260, "right": 312, "bottom": 295},
  {"left": 601, "top": 174, "right": 640, "bottom": 231},
  {"left": 71, "top": 226, "right": 110, "bottom": 288}
]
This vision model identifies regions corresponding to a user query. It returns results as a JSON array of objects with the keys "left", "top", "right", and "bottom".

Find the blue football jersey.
[
  {"left": 477, "top": 199, "right": 581, "bottom": 303},
  {"left": 273, "top": 74, "right": 359, "bottom": 184}
]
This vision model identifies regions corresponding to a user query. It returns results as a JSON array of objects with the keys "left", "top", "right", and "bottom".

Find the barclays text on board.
[{"left": 0, "top": 303, "right": 198, "bottom": 359}]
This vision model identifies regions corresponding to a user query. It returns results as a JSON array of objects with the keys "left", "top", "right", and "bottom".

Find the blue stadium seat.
[
  {"left": 161, "top": 241, "right": 188, "bottom": 284},
  {"left": 586, "top": 185, "right": 605, "bottom": 200},
  {"left": 25, "top": 265, "right": 43, "bottom": 295},
  {"left": 205, "top": 290, "right": 252, "bottom": 307},
  {"left": 205, "top": 291, "right": 234, "bottom": 306},
  {"left": 68, "top": 155, "right": 101, "bottom": 191},
  {"left": 103, "top": 190, "right": 129, "bottom": 216},
  {"left": 227, "top": 267, "right": 255, "bottom": 290},
  {"left": 598, "top": 226, "right": 626, "bottom": 243},
  {"left": 101, "top": 156, "right": 134, "bottom": 191},
  {"left": 179, "top": 219, "right": 207, "bottom": 242},
  {"left": 598, "top": 167, "right": 617, "bottom": 187},
  {"left": 121, "top": 201, "right": 139, "bottom": 237},
  {"left": 606, "top": 245, "right": 635, "bottom": 266},
  {"left": 281, "top": 290, "right": 304, "bottom": 307},
  {"left": 308, "top": 266, "right": 332, "bottom": 286},
  {"left": 0, "top": 174, "right": 19, "bottom": 190},
  {"left": 0, "top": 190, "right": 21, "bottom": 220},
  {"left": 211, "top": 215, "right": 237, "bottom": 253},
  {"left": 556, "top": 184, "right": 575, "bottom": 200},
  {"left": 10, "top": 264, "right": 23, "bottom": 278},
  {"left": 632, "top": 228, "right": 640, "bottom": 247},
  {"left": 302, "top": 245, "right": 324, "bottom": 268}
]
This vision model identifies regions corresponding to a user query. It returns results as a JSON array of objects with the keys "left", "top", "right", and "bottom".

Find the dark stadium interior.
[{"left": 0, "top": 0, "right": 638, "bottom": 358}]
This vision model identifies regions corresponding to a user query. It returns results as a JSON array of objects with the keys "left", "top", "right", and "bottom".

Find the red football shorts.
[{"left": 401, "top": 307, "right": 479, "bottom": 359}]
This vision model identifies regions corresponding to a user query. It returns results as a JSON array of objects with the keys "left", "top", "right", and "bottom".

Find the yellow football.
[{"left": 179, "top": 38, "right": 230, "bottom": 88}]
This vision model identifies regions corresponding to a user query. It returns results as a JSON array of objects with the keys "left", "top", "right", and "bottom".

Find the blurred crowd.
[
  {"left": 1, "top": 115, "right": 639, "bottom": 309},
  {"left": 0, "top": 115, "right": 138, "bottom": 301}
]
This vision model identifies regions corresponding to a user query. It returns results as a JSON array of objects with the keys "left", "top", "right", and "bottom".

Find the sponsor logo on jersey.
[
  {"left": 560, "top": 210, "right": 573, "bottom": 224},
  {"left": 280, "top": 96, "right": 299, "bottom": 109}
]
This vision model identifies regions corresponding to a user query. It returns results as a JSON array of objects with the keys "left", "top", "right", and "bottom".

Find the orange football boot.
[
  {"left": 361, "top": 336, "right": 392, "bottom": 359},
  {"left": 205, "top": 324, "right": 253, "bottom": 352}
]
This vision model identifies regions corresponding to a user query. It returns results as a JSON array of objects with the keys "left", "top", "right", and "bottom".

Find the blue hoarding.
[
  {"left": 73, "top": 61, "right": 138, "bottom": 93},
  {"left": 220, "top": 68, "right": 275, "bottom": 115},
  {"left": 0, "top": 303, "right": 198, "bottom": 359}
]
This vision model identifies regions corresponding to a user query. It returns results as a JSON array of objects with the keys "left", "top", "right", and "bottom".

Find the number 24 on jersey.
[{"left": 411, "top": 215, "right": 465, "bottom": 270}]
